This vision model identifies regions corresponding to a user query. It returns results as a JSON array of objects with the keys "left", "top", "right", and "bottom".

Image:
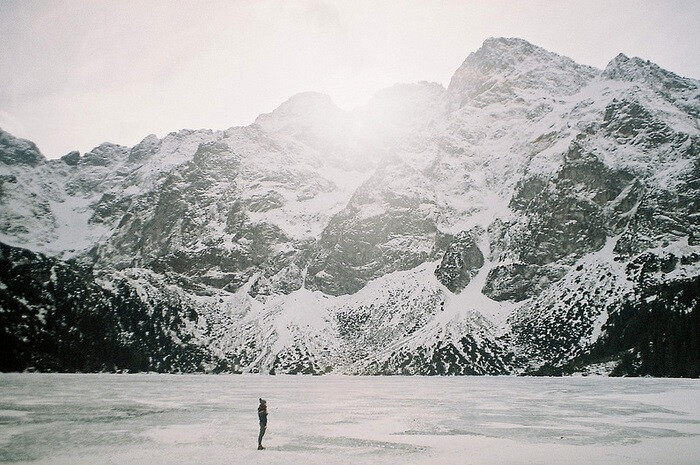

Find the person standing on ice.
[{"left": 257, "top": 398, "right": 268, "bottom": 450}]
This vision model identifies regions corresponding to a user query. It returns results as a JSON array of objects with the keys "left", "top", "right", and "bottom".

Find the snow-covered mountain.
[{"left": 1, "top": 37, "right": 698, "bottom": 376}]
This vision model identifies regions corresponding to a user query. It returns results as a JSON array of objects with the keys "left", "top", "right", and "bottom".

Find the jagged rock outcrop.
[
  {"left": 307, "top": 159, "right": 444, "bottom": 296},
  {"left": 482, "top": 263, "right": 568, "bottom": 302},
  {"left": 0, "top": 129, "right": 45, "bottom": 166},
  {"left": 508, "top": 142, "right": 639, "bottom": 265},
  {"left": 435, "top": 231, "right": 484, "bottom": 293}
]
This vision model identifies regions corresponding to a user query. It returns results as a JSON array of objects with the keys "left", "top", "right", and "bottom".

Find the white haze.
[{"left": 0, "top": 0, "right": 698, "bottom": 159}]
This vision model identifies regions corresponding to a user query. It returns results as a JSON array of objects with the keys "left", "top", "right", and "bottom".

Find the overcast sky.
[{"left": 1, "top": 0, "right": 698, "bottom": 159}]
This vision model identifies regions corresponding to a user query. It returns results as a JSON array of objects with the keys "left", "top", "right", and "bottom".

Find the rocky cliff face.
[{"left": 1, "top": 37, "right": 698, "bottom": 376}]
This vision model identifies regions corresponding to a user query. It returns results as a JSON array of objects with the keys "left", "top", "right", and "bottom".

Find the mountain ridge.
[{"left": 1, "top": 37, "right": 698, "bottom": 376}]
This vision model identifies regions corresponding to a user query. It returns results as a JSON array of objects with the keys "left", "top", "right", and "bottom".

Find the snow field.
[{"left": 0, "top": 374, "right": 698, "bottom": 465}]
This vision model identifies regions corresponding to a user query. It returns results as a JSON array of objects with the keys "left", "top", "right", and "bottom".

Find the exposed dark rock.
[
  {"left": 89, "top": 193, "right": 133, "bottom": 225},
  {"left": 615, "top": 150, "right": 700, "bottom": 255},
  {"left": 0, "top": 129, "right": 45, "bottom": 166},
  {"left": 510, "top": 143, "right": 638, "bottom": 265},
  {"left": 60, "top": 151, "right": 81, "bottom": 166},
  {"left": 435, "top": 231, "right": 484, "bottom": 293},
  {"left": 246, "top": 191, "right": 285, "bottom": 212},
  {"left": 602, "top": 99, "right": 675, "bottom": 148},
  {"left": 128, "top": 135, "right": 160, "bottom": 163},
  {"left": 98, "top": 141, "right": 298, "bottom": 291},
  {"left": 0, "top": 174, "right": 18, "bottom": 199},
  {"left": 482, "top": 263, "right": 568, "bottom": 302},
  {"left": 79, "top": 143, "right": 128, "bottom": 167},
  {"left": 307, "top": 161, "right": 443, "bottom": 296}
]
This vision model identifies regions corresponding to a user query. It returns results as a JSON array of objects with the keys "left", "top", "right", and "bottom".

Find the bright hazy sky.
[{"left": 1, "top": 0, "right": 698, "bottom": 158}]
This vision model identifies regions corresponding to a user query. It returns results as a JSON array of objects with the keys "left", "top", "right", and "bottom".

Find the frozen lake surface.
[{"left": 0, "top": 374, "right": 698, "bottom": 465}]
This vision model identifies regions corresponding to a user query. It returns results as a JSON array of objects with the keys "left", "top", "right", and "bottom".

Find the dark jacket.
[{"left": 258, "top": 404, "right": 268, "bottom": 426}]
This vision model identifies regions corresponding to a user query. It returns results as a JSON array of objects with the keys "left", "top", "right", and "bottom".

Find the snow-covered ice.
[{"left": 0, "top": 374, "right": 698, "bottom": 464}]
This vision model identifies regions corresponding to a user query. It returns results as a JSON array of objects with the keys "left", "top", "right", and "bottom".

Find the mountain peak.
[
  {"left": 455, "top": 37, "right": 547, "bottom": 74},
  {"left": 447, "top": 37, "right": 597, "bottom": 101},
  {"left": 603, "top": 53, "right": 652, "bottom": 79},
  {"left": 602, "top": 53, "right": 697, "bottom": 93},
  {"left": 262, "top": 91, "right": 337, "bottom": 117},
  {"left": 480, "top": 36, "right": 539, "bottom": 53},
  {"left": 254, "top": 92, "right": 343, "bottom": 133}
]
